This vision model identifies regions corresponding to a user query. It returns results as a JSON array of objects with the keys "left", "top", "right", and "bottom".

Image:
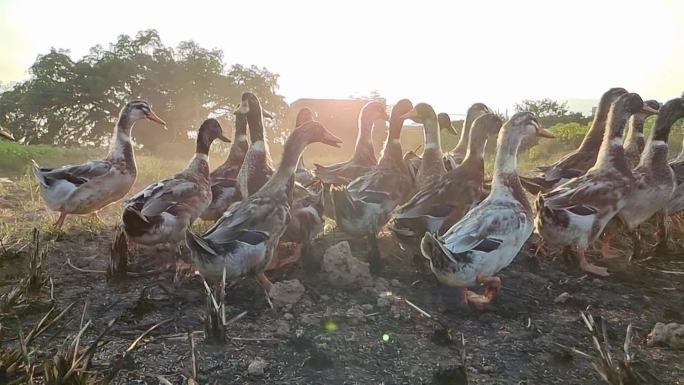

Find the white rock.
[
  {"left": 647, "top": 322, "right": 684, "bottom": 349},
  {"left": 268, "top": 279, "right": 305, "bottom": 307},
  {"left": 321, "top": 241, "right": 373, "bottom": 288},
  {"left": 248, "top": 357, "right": 267, "bottom": 376}
]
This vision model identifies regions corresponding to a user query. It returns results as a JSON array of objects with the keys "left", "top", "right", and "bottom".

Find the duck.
[
  {"left": 32, "top": 100, "right": 166, "bottom": 228},
  {"left": 122, "top": 119, "right": 230, "bottom": 248},
  {"left": 404, "top": 112, "right": 458, "bottom": 180},
  {"left": 391, "top": 113, "right": 503, "bottom": 244},
  {"left": 444, "top": 103, "right": 491, "bottom": 171},
  {"left": 420, "top": 112, "right": 554, "bottom": 308},
  {"left": 534, "top": 93, "right": 657, "bottom": 277},
  {"left": 331, "top": 99, "right": 414, "bottom": 273},
  {"left": 268, "top": 107, "right": 328, "bottom": 271},
  {"left": 186, "top": 121, "right": 342, "bottom": 291},
  {"left": 0, "top": 127, "right": 14, "bottom": 141},
  {"left": 611, "top": 98, "right": 683, "bottom": 257},
  {"left": 200, "top": 110, "right": 250, "bottom": 221},
  {"left": 236, "top": 92, "right": 275, "bottom": 199},
  {"left": 314, "top": 100, "right": 388, "bottom": 185},
  {"left": 623, "top": 99, "right": 660, "bottom": 168},
  {"left": 520, "top": 87, "right": 629, "bottom": 194},
  {"left": 293, "top": 107, "right": 318, "bottom": 186},
  {"left": 403, "top": 104, "right": 450, "bottom": 187}
]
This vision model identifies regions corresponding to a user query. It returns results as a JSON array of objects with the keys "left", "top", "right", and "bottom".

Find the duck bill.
[
  {"left": 146, "top": 111, "right": 167, "bottom": 127},
  {"left": 320, "top": 130, "right": 342, "bottom": 148},
  {"left": 536, "top": 127, "right": 556, "bottom": 138},
  {"left": 642, "top": 104, "right": 659, "bottom": 114},
  {"left": 0, "top": 129, "right": 15, "bottom": 141},
  {"left": 399, "top": 108, "right": 420, "bottom": 122},
  {"left": 218, "top": 134, "right": 231, "bottom": 143}
]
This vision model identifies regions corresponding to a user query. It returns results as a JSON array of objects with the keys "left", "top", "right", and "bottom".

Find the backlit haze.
[{"left": 1, "top": 0, "right": 682, "bottom": 114}]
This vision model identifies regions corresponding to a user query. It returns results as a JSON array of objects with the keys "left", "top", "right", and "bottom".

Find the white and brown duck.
[
  {"left": 122, "top": 119, "right": 230, "bottom": 249},
  {"left": 534, "top": 93, "right": 658, "bottom": 276},
  {"left": 186, "top": 121, "right": 342, "bottom": 292},
  {"left": 623, "top": 99, "right": 660, "bottom": 168},
  {"left": 32, "top": 100, "right": 166, "bottom": 228}
]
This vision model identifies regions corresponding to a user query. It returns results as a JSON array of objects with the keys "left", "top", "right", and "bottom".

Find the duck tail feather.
[
  {"left": 331, "top": 185, "right": 359, "bottom": 222},
  {"left": 31, "top": 159, "right": 48, "bottom": 187},
  {"left": 122, "top": 206, "right": 154, "bottom": 238},
  {"left": 420, "top": 232, "right": 452, "bottom": 269},
  {"left": 185, "top": 230, "right": 218, "bottom": 260}
]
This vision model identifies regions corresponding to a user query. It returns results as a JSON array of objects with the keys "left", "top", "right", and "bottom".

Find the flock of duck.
[{"left": 18, "top": 88, "right": 684, "bottom": 309}]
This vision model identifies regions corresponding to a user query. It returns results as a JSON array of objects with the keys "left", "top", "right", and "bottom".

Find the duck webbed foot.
[
  {"left": 458, "top": 275, "right": 502, "bottom": 310},
  {"left": 577, "top": 248, "right": 609, "bottom": 277},
  {"left": 600, "top": 232, "right": 623, "bottom": 259}
]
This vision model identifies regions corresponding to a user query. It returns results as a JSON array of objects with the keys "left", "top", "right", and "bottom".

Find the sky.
[{"left": 1, "top": 0, "right": 683, "bottom": 114}]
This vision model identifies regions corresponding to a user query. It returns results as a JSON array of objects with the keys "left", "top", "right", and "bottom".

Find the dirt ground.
[{"left": 1, "top": 178, "right": 683, "bottom": 385}]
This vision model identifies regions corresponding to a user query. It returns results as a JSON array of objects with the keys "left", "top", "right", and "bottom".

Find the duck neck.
[
  {"left": 451, "top": 114, "right": 474, "bottom": 155},
  {"left": 225, "top": 114, "right": 249, "bottom": 165},
  {"left": 491, "top": 129, "right": 530, "bottom": 212},
  {"left": 577, "top": 99, "right": 611, "bottom": 152},
  {"left": 247, "top": 112, "right": 265, "bottom": 143},
  {"left": 108, "top": 113, "right": 137, "bottom": 173},
  {"left": 623, "top": 113, "right": 646, "bottom": 152},
  {"left": 352, "top": 113, "right": 377, "bottom": 163},
  {"left": 593, "top": 103, "right": 631, "bottom": 173},
  {"left": 640, "top": 110, "right": 674, "bottom": 168},
  {"left": 460, "top": 126, "right": 489, "bottom": 169},
  {"left": 260, "top": 132, "right": 307, "bottom": 196},
  {"left": 418, "top": 117, "right": 446, "bottom": 173},
  {"left": 378, "top": 116, "right": 405, "bottom": 166}
]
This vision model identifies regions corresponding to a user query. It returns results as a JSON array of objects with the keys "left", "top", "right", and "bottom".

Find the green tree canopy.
[{"left": 0, "top": 30, "right": 288, "bottom": 155}]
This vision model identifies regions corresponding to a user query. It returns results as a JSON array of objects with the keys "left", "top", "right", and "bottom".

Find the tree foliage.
[
  {"left": 0, "top": 30, "right": 288, "bottom": 155},
  {"left": 514, "top": 98, "right": 569, "bottom": 118}
]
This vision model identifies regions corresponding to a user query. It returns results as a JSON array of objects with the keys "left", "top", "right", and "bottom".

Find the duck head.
[
  {"left": 295, "top": 121, "right": 342, "bottom": 148},
  {"left": 437, "top": 113, "right": 458, "bottom": 135},
  {"left": 651, "top": 97, "right": 684, "bottom": 141},
  {"left": 196, "top": 118, "right": 230, "bottom": 155},
  {"left": 472, "top": 113, "right": 504, "bottom": 136},
  {"left": 361, "top": 100, "right": 389, "bottom": 123},
  {"left": 389, "top": 99, "right": 414, "bottom": 123},
  {"left": 601, "top": 87, "right": 629, "bottom": 106},
  {"left": 505, "top": 112, "right": 555, "bottom": 139},
  {"left": 468, "top": 103, "right": 491, "bottom": 119},
  {"left": 235, "top": 92, "right": 274, "bottom": 119},
  {"left": 642, "top": 99, "right": 660, "bottom": 117},
  {"left": 0, "top": 127, "right": 15, "bottom": 141},
  {"left": 400, "top": 103, "right": 438, "bottom": 124},
  {"left": 617, "top": 93, "right": 659, "bottom": 116},
  {"left": 295, "top": 107, "right": 316, "bottom": 127},
  {"left": 124, "top": 100, "right": 167, "bottom": 127}
]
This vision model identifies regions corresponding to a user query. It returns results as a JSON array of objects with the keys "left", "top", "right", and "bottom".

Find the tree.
[
  {"left": 0, "top": 30, "right": 288, "bottom": 155},
  {"left": 514, "top": 98, "right": 569, "bottom": 118}
]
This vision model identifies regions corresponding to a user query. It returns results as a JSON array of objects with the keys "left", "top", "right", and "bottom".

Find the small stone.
[
  {"left": 274, "top": 319, "right": 290, "bottom": 335},
  {"left": 374, "top": 278, "right": 390, "bottom": 292},
  {"left": 301, "top": 314, "right": 319, "bottom": 326},
  {"left": 361, "top": 304, "right": 374, "bottom": 312},
  {"left": 554, "top": 292, "right": 571, "bottom": 304},
  {"left": 269, "top": 279, "right": 305, "bottom": 307},
  {"left": 283, "top": 313, "right": 294, "bottom": 320},
  {"left": 320, "top": 294, "right": 331, "bottom": 301},
  {"left": 377, "top": 297, "right": 390, "bottom": 308},
  {"left": 248, "top": 357, "right": 267, "bottom": 376},
  {"left": 391, "top": 279, "right": 401, "bottom": 287},
  {"left": 647, "top": 322, "right": 684, "bottom": 349},
  {"left": 321, "top": 242, "right": 373, "bottom": 288},
  {"left": 346, "top": 307, "right": 365, "bottom": 324}
]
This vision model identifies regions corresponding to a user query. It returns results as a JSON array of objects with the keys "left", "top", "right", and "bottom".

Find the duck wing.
[{"left": 33, "top": 160, "right": 112, "bottom": 187}]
